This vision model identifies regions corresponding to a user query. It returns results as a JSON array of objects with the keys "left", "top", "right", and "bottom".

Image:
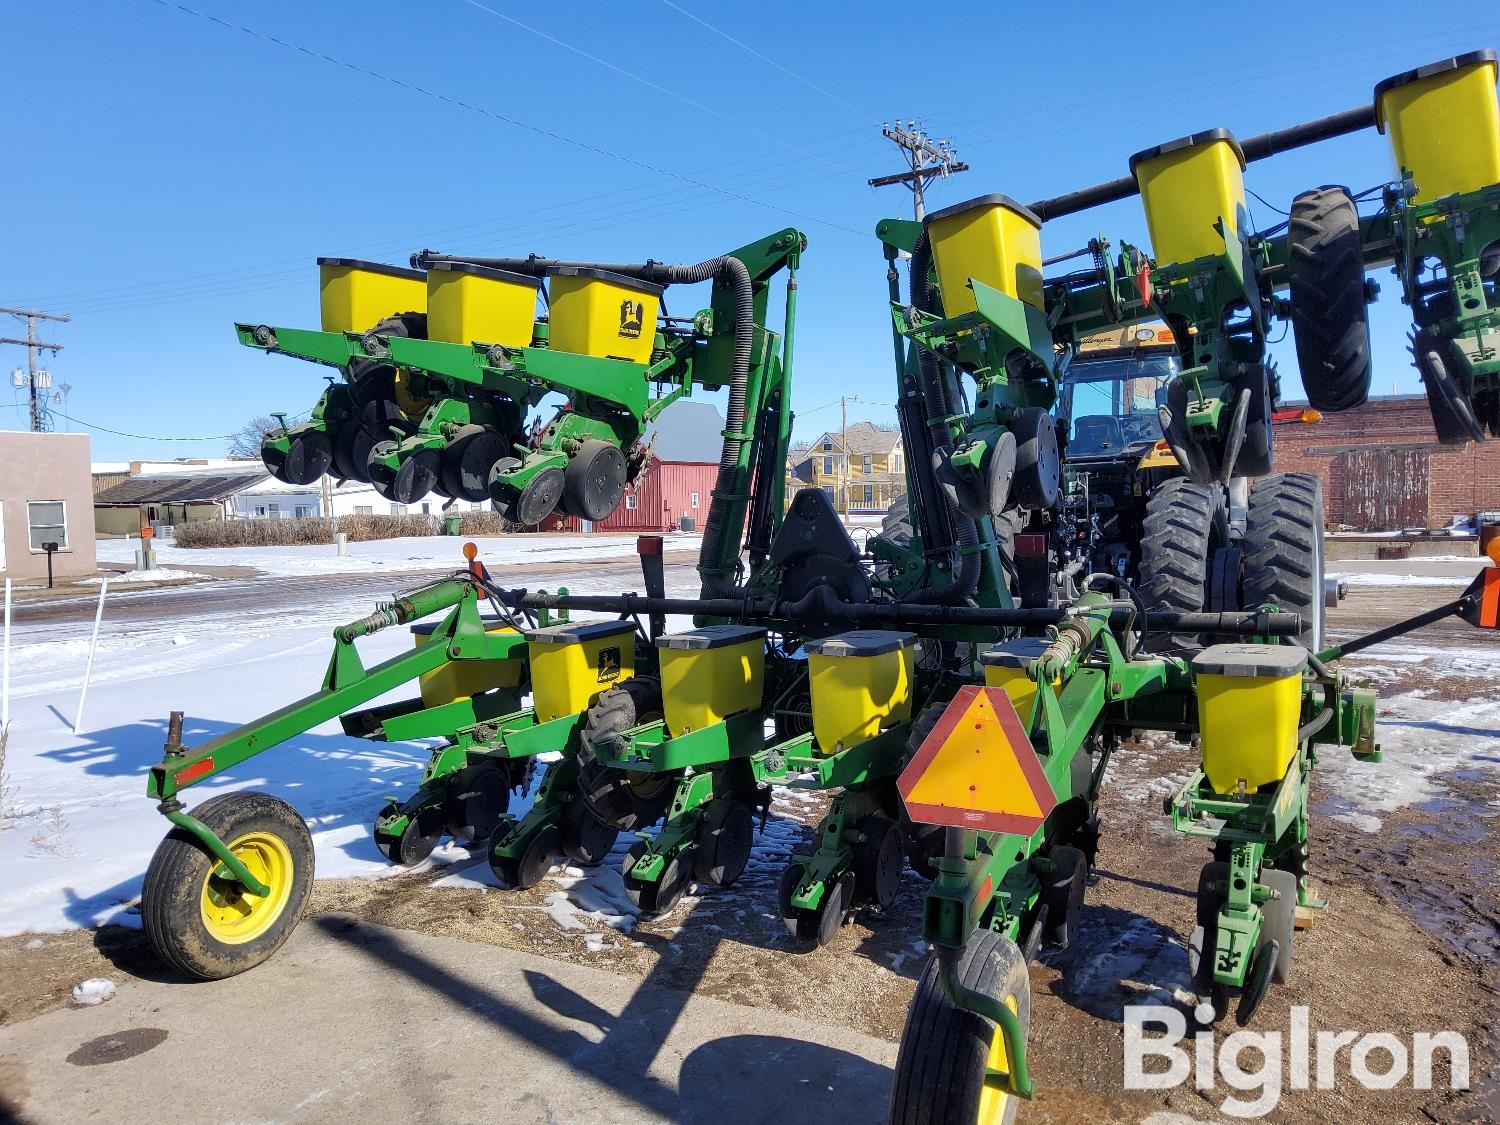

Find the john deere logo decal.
[
  {"left": 618, "top": 299, "right": 644, "bottom": 339},
  {"left": 596, "top": 645, "right": 622, "bottom": 683}
]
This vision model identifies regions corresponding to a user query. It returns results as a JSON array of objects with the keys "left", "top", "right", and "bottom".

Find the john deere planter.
[{"left": 131, "top": 45, "right": 1500, "bottom": 1125}]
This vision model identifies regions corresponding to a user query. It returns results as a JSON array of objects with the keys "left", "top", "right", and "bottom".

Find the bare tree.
[{"left": 228, "top": 415, "right": 282, "bottom": 460}]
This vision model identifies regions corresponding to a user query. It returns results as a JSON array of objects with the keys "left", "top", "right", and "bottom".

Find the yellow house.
[{"left": 790, "top": 422, "right": 905, "bottom": 515}]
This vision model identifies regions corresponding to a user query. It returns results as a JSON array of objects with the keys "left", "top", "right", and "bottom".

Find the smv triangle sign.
[{"left": 898, "top": 685, "right": 1057, "bottom": 835}]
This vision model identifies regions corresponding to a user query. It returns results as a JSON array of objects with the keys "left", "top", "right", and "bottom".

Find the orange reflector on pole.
[{"left": 897, "top": 685, "right": 1057, "bottom": 835}]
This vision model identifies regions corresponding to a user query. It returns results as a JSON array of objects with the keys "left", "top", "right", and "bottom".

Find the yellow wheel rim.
[
  {"left": 199, "top": 831, "right": 295, "bottom": 945},
  {"left": 976, "top": 994, "right": 1021, "bottom": 1124}
]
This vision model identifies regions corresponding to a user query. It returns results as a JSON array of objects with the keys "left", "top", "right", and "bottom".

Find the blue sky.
[{"left": 6, "top": 1, "right": 1500, "bottom": 461}]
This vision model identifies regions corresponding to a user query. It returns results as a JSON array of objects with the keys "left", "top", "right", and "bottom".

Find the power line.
[
  {"left": 66, "top": 416, "right": 239, "bottom": 441},
  {"left": 148, "top": 1, "right": 862, "bottom": 238},
  {"left": 659, "top": 1, "right": 879, "bottom": 123},
  {"left": 457, "top": 0, "right": 849, "bottom": 170}
]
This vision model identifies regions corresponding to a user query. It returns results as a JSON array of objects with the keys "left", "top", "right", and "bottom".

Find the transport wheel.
[
  {"left": 442, "top": 426, "right": 510, "bottom": 503},
  {"left": 852, "top": 815, "right": 904, "bottom": 909},
  {"left": 898, "top": 703, "right": 947, "bottom": 879},
  {"left": 815, "top": 870, "right": 855, "bottom": 946},
  {"left": 577, "top": 679, "right": 676, "bottom": 831},
  {"left": 489, "top": 824, "right": 558, "bottom": 890},
  {"left": 1010, "top": 407, "right": 1060, "bottom": 510},
  {"left": 515, "top": 467, "right": 565, "bottom": 526},
  {"left": 441, "top": 763, "right": 511, "bottom": 843},
  {"left": 1414, "top": 330, "right": 1485, "bottom": 446},
  {"left": 623, "top": 841, "right": 694, "bottom": 916},
  {"left": 1038, "top": 844, "right": 1088, "bottom": 950},
  {"left": 777, "top": 861, "right": 820, "bottom": 941},
  {"left": 692, "top": 799, "right": 755, "bottom": 888},
  {"left": 558, "top": 795, "right": 619, "bottom": 867},
  {"left": 562, "top": 439, "right": 628, "bottom": 522},
  {"left": 1138, "top": 478, "right": 1225, "bottom": 654},
  {"left": 1242, "top": 472, "right": 1325, "bottom": 651},
  {"left": 1287, "top": 186, "right": 1373, "bottom": 412},
  {"left": 141, "top": 792, "right": 314, "bottom": 981},
  {"left": 888, "top": 930, "right": 1031, "bottom": 1125}
]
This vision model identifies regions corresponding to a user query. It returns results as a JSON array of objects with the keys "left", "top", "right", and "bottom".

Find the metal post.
[
  {"left": 73, "top": 578, "right": 108, "bottom": 735},
  {"left": 2, "top": 579, "right": 11, "bottom": 731}
]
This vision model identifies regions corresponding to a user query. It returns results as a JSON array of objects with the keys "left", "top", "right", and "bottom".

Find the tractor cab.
[{"left": 1059, "top": 324, "right": 1178, "bottom": 463}]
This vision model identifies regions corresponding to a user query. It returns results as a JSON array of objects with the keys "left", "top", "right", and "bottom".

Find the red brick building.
[{"left": 1273, "top": 395, "right": 1500, "bottom": 530}]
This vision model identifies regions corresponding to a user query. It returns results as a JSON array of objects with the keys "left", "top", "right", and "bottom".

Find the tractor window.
[{"left": 1059, "top": 352, "right": 1178, "bottom": 455}]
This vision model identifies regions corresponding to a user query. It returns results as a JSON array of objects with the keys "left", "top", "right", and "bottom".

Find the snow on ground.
[
  {"left": 81, "top": 570, "right": 215, "bottom": 586},
  {"left": 1327, "top": 556, "right": 1486, "bottom": 588},
  {"left": 0, "top": 559, "right": 699, "bottom": 937},
  {"left": 96, "top": 531, "right": 702, "bottom": 579}
]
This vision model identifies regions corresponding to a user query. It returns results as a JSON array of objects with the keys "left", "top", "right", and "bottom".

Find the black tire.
[
  {"left": 577, "top": 679, "right": 675, "bottom": 831},
  {"left": 889, "top": 931, "right": 1031, "bottom": 1125},
  {"left": 1242, "top": 472, "right": 1325, "bottom": 651},
  {"left": 558, "top": 794, "right": 619, "bottom": 866},
  {"left": 1039, "top": 844, "right": 1088, "bottom": 949},
  {"left": 692, "top": 799, "right": 755, "bottom": 888},
  {"left": 1011, "top": 407, "right": 1060, "bottom": 509},
  {"left": 1288, "top": 187, "right": 1372, "bottom": 413},
  {"left": 1258, "top": 868, "right": 1298, "bottom": 985},
  {"left": 441, "top": 426, "right": 511, "bottom": 503},
  {"left": 897, "top": 703, "right": 947, "bottom": 879},
  {"left": 142, "top": 792, "right": 314, "bottom": 981},
  {"left": 1138, "top": 478, "right": 1223, "bottom": 654},
  {"left": 882, "top": 493, "right": 913, "bottom": 542},
  {"left": 852, "top": 815, "right": 904, "bottom": 909},
  {"left": 1415, "top": 331, "right": 1485, "bottom": 446},
  {"left": 562, "top": 439, "right": 628, "bottom": 522}
]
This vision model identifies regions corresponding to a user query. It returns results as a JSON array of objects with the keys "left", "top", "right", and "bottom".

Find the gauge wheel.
[{"left": 141, "top": 792, "right": 314, "bottom": 980}]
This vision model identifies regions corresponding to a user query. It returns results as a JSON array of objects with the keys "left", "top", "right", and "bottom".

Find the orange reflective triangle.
[{"left": 898, "top": 685, "right": 1057, "bottom": 835}]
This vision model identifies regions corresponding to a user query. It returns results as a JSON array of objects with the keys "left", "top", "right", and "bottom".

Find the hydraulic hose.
[
  {"left": 414, "top": 249, "right": 756, "bottom": 596},
  {"left": 904, "top": 233, "right": 980, "bottom": 604}
]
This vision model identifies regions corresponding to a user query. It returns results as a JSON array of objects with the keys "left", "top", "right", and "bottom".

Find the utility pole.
[
  {"left": 868, "top": 121, "right": 968, "bottom": 220},
  {"left": 1, "top": 308, "right": 69, "bottom": 433},
  {"left": 840, "top": 395, "right": 848, "bottom": 524}
]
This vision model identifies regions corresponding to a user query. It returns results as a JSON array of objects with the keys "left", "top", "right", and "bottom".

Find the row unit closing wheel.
[
  {"left": 141, "top": 792, "right": 314, "bottom": 981},
  {"left": 1189, "top": 862, "right": 1297, "bottom": 1027},
  {"left": 888, "top": 931, "right": 1031, "bottom": 1125},
  {"left": 778, "top": 862, "right": 854, "bottom": 947}
]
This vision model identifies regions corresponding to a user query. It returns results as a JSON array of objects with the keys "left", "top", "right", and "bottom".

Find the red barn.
[{"left": 593, "top": 400, "right": 724, "bottom": 533}]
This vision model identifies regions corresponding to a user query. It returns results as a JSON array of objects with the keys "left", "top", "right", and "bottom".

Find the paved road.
[
  {"left": 16, "top": 553, "right": 701, "bottom": 629},
  {"left": 0, "top": 917, "right": 896, "bottom": 1124}
]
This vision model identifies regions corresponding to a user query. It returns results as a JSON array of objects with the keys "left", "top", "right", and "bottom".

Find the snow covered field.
[
  {"left": 0, "top": 557, "right": 700, "bottom": 937},
  {"left": 97, "top": 531, "right": 701, "bottom": 578}
]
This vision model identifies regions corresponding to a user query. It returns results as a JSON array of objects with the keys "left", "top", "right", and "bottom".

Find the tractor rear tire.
[
  {"left": 577, "top": 678, "right": 676, "bottom": 831},
  {"left": 1138, "top": 478, "right": 1224, "bottom": 654},
  {"left": 1288, "top": 186, "right": 1372, "bottom": 413},
  {"left": 142, "top": 792, "right": 314, "bottom": 981},
  {"left": 1242, "top": 473, "right": 1325, "bottom": 651},
  {"left": 889, "top": 930, "right": 1031, "bottom": 1125}
]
